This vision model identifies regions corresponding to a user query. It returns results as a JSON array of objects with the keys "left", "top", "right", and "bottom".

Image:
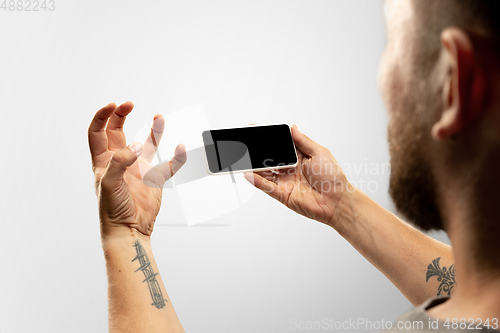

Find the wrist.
[
  {"left": 100, "top": 230, "right": 154, "bottom": 275},
  {"left": 330, "top": 185, "right": 382, "bottom": 240},
  {"left": 327, "top": 183, "right": 359, "bottom": 233},
  {"left": 100, "top": 222, "right": 151, "bottom": 249}
]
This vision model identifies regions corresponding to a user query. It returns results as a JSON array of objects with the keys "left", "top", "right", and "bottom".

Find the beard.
[{"left": 387, "top": 91, "right": 445, "bottom": 231}]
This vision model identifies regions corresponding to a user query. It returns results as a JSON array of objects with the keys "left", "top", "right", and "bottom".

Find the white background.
[{"left": 0, "top": 1, "right": 449, "bottom": 332}]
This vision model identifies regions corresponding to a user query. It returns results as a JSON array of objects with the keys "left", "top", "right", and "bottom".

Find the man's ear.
[{"left": 431, "top": 28, "right": 487, "bottom": 141}]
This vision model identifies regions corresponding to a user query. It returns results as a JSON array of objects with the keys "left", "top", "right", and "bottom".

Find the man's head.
[{"left": 379, "top": 0, "right": 500, "bottom": 231}]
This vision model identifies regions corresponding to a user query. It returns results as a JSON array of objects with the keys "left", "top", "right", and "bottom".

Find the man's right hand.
[{"left": 244, "top": 125, "right": 354, "bottom": 230}]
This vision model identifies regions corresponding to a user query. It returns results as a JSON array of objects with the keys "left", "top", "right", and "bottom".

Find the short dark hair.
[{"left": 412, "top": 0, "right": 500, "bottom": 75}]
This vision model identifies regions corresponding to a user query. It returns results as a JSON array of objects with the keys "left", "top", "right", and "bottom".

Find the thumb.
[
  {"left": 291, "top": 124, "right": 323, "bottom": 156},
  {"left": 101, "top": 143, "right": 142, "bottom": 189}
]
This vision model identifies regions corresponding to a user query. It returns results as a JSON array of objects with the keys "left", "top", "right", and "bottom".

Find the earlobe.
[
  {"left": 431, "top": 108, "right": 462, "bottom": 141},
  {"left": 431, "top": 68, "right": 451, "bottom": 141}
]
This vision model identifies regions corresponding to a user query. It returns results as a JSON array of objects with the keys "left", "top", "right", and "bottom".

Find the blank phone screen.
[{"left": 202, "top": 124, "right": 297, "bottom": 174}]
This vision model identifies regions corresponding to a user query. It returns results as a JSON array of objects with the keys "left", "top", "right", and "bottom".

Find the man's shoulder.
[{"left": 379, "top": 296, "right": 500, "bottom": 333}]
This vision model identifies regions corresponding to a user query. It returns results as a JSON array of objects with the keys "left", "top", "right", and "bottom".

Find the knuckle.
[
  {"left": 320, "top": 146, "right": 330, "bottom": 154},
  {"left": 111, "top": 151, "right": 126, "bottom": 165}
]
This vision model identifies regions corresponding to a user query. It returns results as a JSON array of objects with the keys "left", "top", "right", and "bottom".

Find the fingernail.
[
  {"left": 244, "top": 172, "right": 254, "bottom": 184},
  {"left": 129, "top": 142, "right": 143, "bottom": 158}
]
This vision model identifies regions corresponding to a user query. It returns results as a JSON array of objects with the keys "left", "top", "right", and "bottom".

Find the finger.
[
  {"left": 142, "top": 115, "right": 165, "bottom": 162},
  {"left": 256, "top": 169, "right": 287, "bottom": 180},
  {"left": 256, "top": 170, "right": 276, "bottom": 181},
  {"left": 170, "top": 143, "right": 187, "bottom": 176},
  {"left": 143, "top": 144, "right": 187, "bottom": 187},
  {"left": 256, "top": 170, "right": 273, "bottom": 178},
  {"left": 291, "top": 124, "right": 323, "bottom": 156},
  {"left": 244, "top": 172, "right": 281, "bottom": 201},
  {"left": 256, "top": 167, "right": 288, "bottom": 175},
  {"left": 101, "top": 143, "right": 143, "bottom": 190},
  {"left": 106, "top": 101, "right": 135, "bottom": 150},
  {"left": 88, "top": 102, "right": 117, "bottom": 161}
]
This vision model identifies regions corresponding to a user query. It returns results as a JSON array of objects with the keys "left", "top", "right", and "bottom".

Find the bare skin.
[
  {"left": 89, "top": 103, "right": 454, "bottom": 333},
  {"left": 89, "top": 101, "right": 186, "bottom": 333},
  {"left": 88, "top": 1, "right": 500, "bottom": 330},
  {"left": 245, "top": 125, "right": 454, "bottom": 307},
  {"left": 379, "top": 0, "right": 500, "bottom": 323}
]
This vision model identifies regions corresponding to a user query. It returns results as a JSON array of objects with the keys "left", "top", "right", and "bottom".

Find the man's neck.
[
  {"left": 427, "top": 180, "right": 500, "bottom": 321},
  {"left": 427, "top": 255, "right": 500, "bottom": 322}
]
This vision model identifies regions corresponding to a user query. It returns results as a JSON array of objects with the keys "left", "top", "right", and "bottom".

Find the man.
[{"left": 88, "top": 0, "right": 500, "bottom": 331}]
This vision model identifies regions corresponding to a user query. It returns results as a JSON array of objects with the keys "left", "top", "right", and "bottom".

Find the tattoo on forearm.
[
  {"left": 132, "top": 240, "right": 167, "bottom": 309},
  {"left": 426, "top": 257, "right": 456, "bottom": 296}
]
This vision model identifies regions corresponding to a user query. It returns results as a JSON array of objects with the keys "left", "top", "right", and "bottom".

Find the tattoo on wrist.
[
  {"left": 426, "top": 257, "right": 456, "bottom": 296},
  {"left": 132, "top": 240, "right": 167, "bottom": 309}
]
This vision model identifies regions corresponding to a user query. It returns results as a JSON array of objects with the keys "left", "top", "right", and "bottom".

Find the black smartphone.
[{"left": 202, "top": 124, "right": 298, "bottom": 175}]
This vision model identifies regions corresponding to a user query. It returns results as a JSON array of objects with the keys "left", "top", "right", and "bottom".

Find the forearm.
[
  {"left": 334, "top": 188, "right": 454, "bottom": 306},
  {"left": 102, "top": 233, "right": 184, "bottom": 333}
]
